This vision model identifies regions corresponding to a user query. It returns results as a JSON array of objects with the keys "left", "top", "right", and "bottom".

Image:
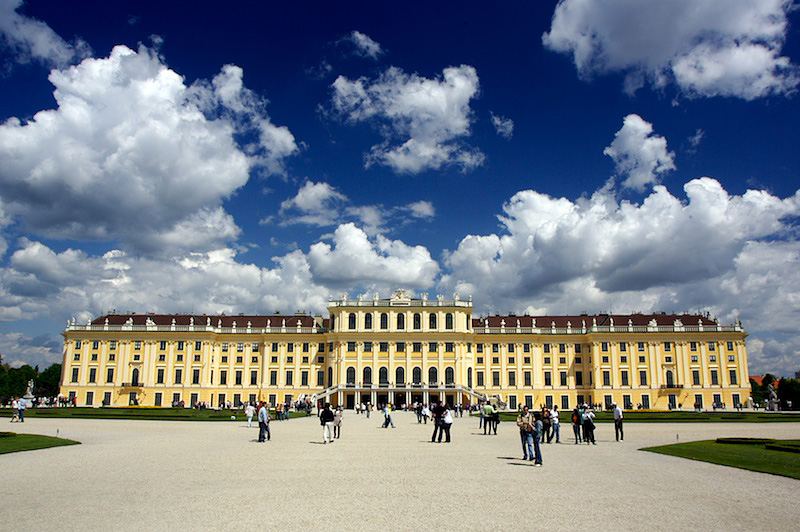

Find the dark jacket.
[{"left": 320, "top": 408, "right": 334, "bottom": 424}]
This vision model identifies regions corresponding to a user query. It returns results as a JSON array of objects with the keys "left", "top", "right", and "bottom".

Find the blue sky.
[{"left": 0, "top": 0, "right": 799, "bottom": 376}]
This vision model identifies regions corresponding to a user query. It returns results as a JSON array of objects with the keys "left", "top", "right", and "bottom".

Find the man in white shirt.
[
  {"left": 17, "top": 397, "right": 26, "bottom": 423},
  {"left": 613, "top": 403, "right": 624, "bottom": 441},
  {"left": 245, "top": 403, "right": 255, "bottom": 428},
  {"left": 549, "top": 405, "right": 560, "bottom": 443}
]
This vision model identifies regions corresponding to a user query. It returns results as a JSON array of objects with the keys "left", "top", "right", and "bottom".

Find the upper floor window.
[
  {"left": 134, "top": 341, "right": 142, "bottom": 350},
  {"left": 397, "top": 313, "right": 405, "bottom": 330},
  {"left": 109, "top": 341, "right": 116, "bottom": 350},
  {"left": 92, "top": 340, "right": 99, "bottom": 350},
  {"left": 619, "top": 343, "right": 627, "bottom": 352},
  {"left": 690, "top": 342, "right": 697, "bottom": 351},
  {"left": 413, "top": 313, "right": 421, "bottom": 330},
  {"left": 380, "top": 313, "right": 388, "bottom": 329},
  {"left": 445, "top": 313, "right": 453, "bottom": 329},
  {"left": 222, "top": 343, "right": 229, "bottom": 352},
  {"left": 543, "top": 344, "right": 550, "bottom": 354},
  {"left": 601, "top": 342, "right": 608, "bottom": 352},
  {"left": 177, "top": 341, "right": 184, "bottom": 350},
  {"left": 637, "top": 342, "right": 645, "bottom": 352},
  {"left": 237, "top": 343, "right": 244, "bottom": 352},
  {"left": 365, "top": 313, "right": 373, "bottom": 329},
  {"left": 727, "top": 341, "right": 734, "bottom": 351},
  {"left": 429, "top": 314, "right": 437, "bottom": 329},
  {"left": 708, "top": 342, "right": 716, "bottom": 351},
  {"left": 196, "top": 341, "right": 202, "bottom": 350},
  {"left": 664, "top": 342, "right": 671, "bottom": 351},
  {"left": 74, "top": 340, "right": 82, "bottom": 349},
  {"left": 348, "top": 313, "right": 356, "bottom": 330}
]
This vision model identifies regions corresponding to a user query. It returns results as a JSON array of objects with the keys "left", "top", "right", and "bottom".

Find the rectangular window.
[
  {"left": 270, "top": 371, "right": 277, "bottom": 386},
  {"left": 508, "top": 357, "right": 515, "bottom": 364},
  {"left": 524, "top": 343, "right": 530, "bottom": 353},
  {"left": 575, "top": 356, "right": 581, "bottom": 364},
  {"left": 508, "top": 343, "right": 515, "bottom": 353},
  {"left": 160, "top": 340, "right": 167, "bottom": 350},
  {"left": 561, "top": 395, "right": 570, "bottom": 410},
  {"left": 106, "top": 368, "right": 114, "bottom": 383},
  {"left": 691, "top": 355, "right": 698, "bottom": 363},
  {"left": 222, "top": 343, "right": 229, "bottom": 352},
  {"left": 158, "top": 354, "right": 166, "bottom": 362},
  {"left": 637, "top": 342, "right": 645, "bottom": 352},
  {"left": 664, "top": 356, "right": 672, "bottom": 363},
  {"left": 728, "top": 355, "right": 735, "bottom": 362},
  {"left": 272, "top": 342, "right": 278, "bottom": 352},
  {"left": 222, "top": 356, "right": 228, "bottom": 363},
  {"left": 508, "top": 371, "right": 516, "bottom": 386},
  {"left": 641, "top": 395, "right": 650, "bottom": 409},
  {"left": 413, "top": 342, "right": 421, "bottom": 352},
  {"left": 492, "top": 357, "right": 500, "bottom": 364},
  {"left": 477, "top": 344, "right": 483, "bottom": 353},
  {"left": 692, "top": 371, "right": 700, "bottom": 386},
  {"left": 638, "top": 355, "right": 646, "bottom": 363},
  {"left": 601, "top": 342, "right": 608, "bottom": 352},
  {"left": 711, "top": 370, "right": 719, "bottom": 386},
  {"left": 623, "top": 394, "right": 632, "bottom": 410},
  {"left": 543, "top": 344, "right": 550, "bottom": 354},
  {"left": 220, "top": 370, "right": 227, "bottom": 385},
  {"left": 477, "top": 357, "right": 484, "bottom": 364},
  {"left": 621, "top": 370, "right": 628, "bottom": 386},
  {"left": 558, "top": 343, "right": 566, "bottom": 353},
  {"left": 270, "top": 356, "right": 277, "bottom": 363},
  {"left": 544, "top": 357, "right": 551, "bottom": 365},
  {"left": 109, "top": 340, "right": 116, "bottom": 350},
  {"left": 364, "top": 342, "right": 373, "bottom": 352},
  {"left": 303, "top": 343, "right": 309, "bottom": 353},
  {"left": 194, "top": 354, "right": 201, "bottom": 362},
  {"left": 477, "top": 371, "right": 484, "bottom": 387},
  {"left": 192, "top": 369, "right": 200, "bottom": 385},
  {"left": 73, "top": 353, "right": 80, "bottom": 361},
  {"left": 317, "top": 370, "right": 324, "bottom": 386},
  {"left": 235, "top": 370, "right": 242, "bottom": 385},
  {"left": 524, "top": 371, "right": 531, "bottom": 386},
  {"left": 559, "top": 357, "right": 566, "bottom": 364},
  {"left": 523, "top": 356, "right": 531, "bottom": 364},
  {"left": 177, "top": 341, "right": 185, "bottom": 350},
  {"left": 492, "top": 343, "right": 499, "bottom": 353},
  {"left": 250, "top": 370, "right": 258, "bottom": 386},
  {"left": 603, "top": 370, "right": 610, "bottom": 386},
  {"left": 88, "top": 368, "right": 96, "bottom": 383},
  {"left": 286, "top": 356, "right": 293, "bottom": 363},
  {"left": 545, "top": 395, "right": 553, "bottom": 408},
  {"left": 544, "top": 371, "right": 552, "bottom": 386},
  {"left": 639, "top": 370, "right": 647, "bottom": 386},
  {"left": 602, "top": 356, "right": 609, "bottom": 364},
  {"left": 620, "top": 355, "right": 627, "bottom": 363},
  {"left": 196, "top": 341, "right": 202, "bottom": 351},
  {"left": 467, "top": 343, "right": 472, "bottom": 352},
  {"left": 157, "top": 368, "right": 164, "bottom": 384},
  {"left": 301, "top": 371, "right": 308, "bottom": 386},
  {"left": 509, "top": 396, "right": 517, "bottom": 409},
  {"left": 285, "top": 370, "right": 293, "bottom": 386},
  {"left": 237, "top": 343, "right": 244, "bottom": 352},
  {"left": 251, "top": 356, "right": 258, "bottom": 363},
  {"left": 492, "top": 371, "right": 500, "bottom": 386},
  {"left": 287, "top": 343, "right": 294, "bottom": 352},
  {"left": 86, "top": 391, "right": 93, "bottom": 406},
  {"left": 729, "top": 370, "right": 737, "bottom": 385},
  {"left": 380, "top": 342, "right": 388, "bottom": 352},
  {"left": 708, "top": 342, "right": 715, "bottom": 351},
  {"left": 560, "top": 371, "right": 567, "bottom": 386},
  {"left": 709, "top": 355, "right": 717, "bottom": 363},
  {"left": 396, "top": 342, "right": 405, "bottom": 352},
  {"left": 690, "top": 341, "right": 697, "bottom": 351},
  {"left": 575, "top": 371, "right": 583, "bottom": 386},
  {"left": 428, "top": 342, "right": 438, "bottom": 353},
  {"left": 620, "top": 343, "right": 627, "bottom": 352},
  {"left": 74, "top": 340, "right": 82, "bottom": 349},
  {"left": 236, "top": 356, "right": 243, "bottom": 363},
  {"left": 525, "top": 395, "right": 533, "bottom": 408},
  {"left": 174, "top": 369, "right": 182, "bottom": 384},
  {"left": 318, "top": 343, "right": 325, "bottom": 352},
  {"left": 727, "top": 341, "right": 734, "bottom": 351},
  {"left": 348, "top": 342, "right": 356, "bottom": 352},
  {"left": 445, "top": 342, "right": 454, "bottom": 352},
  {"left": 664, "top": 342, "right": 671, "bottom": 351}
]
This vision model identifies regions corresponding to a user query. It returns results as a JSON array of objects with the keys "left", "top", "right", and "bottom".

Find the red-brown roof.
[
  {"left": 471, "top": 313, "right": 719, "bottom": 328},
  {"left": 91, "top": 314, "right": 317, "bottom": 328}
]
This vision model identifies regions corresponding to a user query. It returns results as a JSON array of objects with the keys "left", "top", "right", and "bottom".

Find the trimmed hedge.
[
  {"left": 716, "top": 437, "right": 775, "bottom": 445},
  {"left": 765, "top": 443, "right": 800, "bottom": 454}
]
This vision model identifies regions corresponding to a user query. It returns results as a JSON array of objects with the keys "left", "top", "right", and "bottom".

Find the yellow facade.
[{"left": 60, "top": 290, "right": 749, "bottom": 411}]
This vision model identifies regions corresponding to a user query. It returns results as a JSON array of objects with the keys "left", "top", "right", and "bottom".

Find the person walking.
[
  {"left": 542, "top": 407, "right": 551, "bottom": 442},
  {"left": 333, "top": 406, "right": 343, "bottom": 438},
  {"left": 17, "top": 397, "right": 26, "bottom": 423},
  {"left": 613, "top": 402, "right": 624, "bottom": 441},
  {"left": 516, "top": 406, "right": 535, "bottom": 460},
  {"left": 245, "top": 402, "right": 255, "bottom": 428},
  {"left": 10, "top": 397, "right": 19, "bottom": 423},
  {"left": 366, "top": 402, "right": 371, "bottom": 419},
  {"left": 382, "top": 403, "right": 395, "bottom": 428},
  {"left": 571, "top": 407, "right": 582, "bottom": 444},
  {"left": 532, "top": 412, "right": 543, "bottom": 466},
  {"left": 321, "top": 403, "right": 335, "bottom": 444},
  {"left": 582, "top": 405, "right": 596, "bottom": 445},
  {"left": 431, "top": 401, "right": 446, "bottom": 442},
  {"left": 550, "top": 405, "right": 560, "bottom": 443},
  {"left": 257, "top": 402, "right": 270, "bottom": 442}
]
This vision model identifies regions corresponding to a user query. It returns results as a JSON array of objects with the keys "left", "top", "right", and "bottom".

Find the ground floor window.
[
  {"left": 604, "top": 394, "right": 613, "bottom": 410},
  {"left": 191, "top": 393, "right": 198, "bottom": 406},
  {"left": 668, "top": 394, "right": 676, "bottom": 409},
  {"left": 172, "top": 393, "right": 181, "bottom": 405},
  {"left": 561, "top": 395, "right": 569, "bottom": 410},
  {"left": 640, "top": 394, "right": 649, "bottom": 409},
  {"left": 713, "top": 393, "right": 722, "bottom": 408},
  {"left": 695, "top": 394, "right": 703, "bottom": 409},
  {"left": 545, "top": 395, "right": 553, "bottom": 408},
  {"left": 525, "top": 395, "right": 533, "bottom": 408},
  {"left": 234, "top": 393, "right": 241, "bottom": 407},
  {"left": 103, "top": 392, "right": 111, "bottom": 406},
  {"left": 154, "top": 392, "right": 162, "bottom": 407},
  {"left": 576, "top": 394, "right": 584, "bottom": 406},
  {"left": 268, "top": 394, "right": 276, "bottom": 407},
  {"left": 732, "top": 393, "right": 740, "bottom": 408},
  {"left": 85, "top": 391, "right": 93, "bottom": 406},
  {"left": 218, "top": 393, "right": 225, "bottom": 407},
  {"left": 509, "top": 396, "right": 517, "bottom": 409},
  {"left": 623, "top": 394, "right": 632, "bottom": 410}
]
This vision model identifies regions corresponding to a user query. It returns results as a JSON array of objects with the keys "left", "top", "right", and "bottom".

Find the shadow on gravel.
[
  {"left": 497, "top": 456, "right": 517, "bottom": 460},
  {"left": 507, "top": 462, "right": 536, "bottom": 467}
]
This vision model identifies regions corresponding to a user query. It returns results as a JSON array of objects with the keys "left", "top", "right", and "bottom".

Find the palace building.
[{"left": 59, "top": 289, "right": 750, "bottom": 411}]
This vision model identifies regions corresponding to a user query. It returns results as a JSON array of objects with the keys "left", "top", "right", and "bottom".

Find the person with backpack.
[
  {"left": 320, "top": 403, "right": 335, "bottom": 444},
  {"left": 571, "top": 407, "right": 582, "bottom": 444}
]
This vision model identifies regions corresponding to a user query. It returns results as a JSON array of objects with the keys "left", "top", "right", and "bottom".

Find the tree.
[
  {"left": 778, "top": 378, "right": 800, "bottom": 411},
  {"left": 36, "top": 364, "right": 62, "bottom": 398},
  {"left": 750, "top": 378, "right": 765, "bottom": 403}
]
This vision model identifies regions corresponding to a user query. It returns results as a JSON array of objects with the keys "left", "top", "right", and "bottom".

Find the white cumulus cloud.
[
  {"left": 490, "top": 112, "right": 514, "bottom": 139},
  {"left": 330, "top": 65, "right": 484, "bottom": 174},
  {"left": 0, "top": 45, "right": 297, "bottom": 255},
  {"left": 346, "top": 31, "right": 384, "bottom": 59},
  {"left": 543, "top": 0, "right": 799, "bottom": 99},
  {"left": 603, "top": 114, "right": 675, "bottom": 191},
  {"left": 0, "top": 0, "right": 89, "bottom": 66}
]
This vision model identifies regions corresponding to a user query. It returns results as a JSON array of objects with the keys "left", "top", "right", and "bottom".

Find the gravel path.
[{"left": 2, "top": 412, "right": 798, "bottom": 531}]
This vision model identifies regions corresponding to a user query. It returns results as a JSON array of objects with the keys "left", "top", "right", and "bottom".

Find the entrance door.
[
  {"left": 445, "top": 394, "right": 455, "bottom": 407},
  {"left": 377, "top": 393, "right": 388, "bottom": 406},
  {"left": 361, "top": 393, "right": 371, "bottom": 405},
  {"left": 668, "top": 394, "right": 677, "bottom": 409},
  {"left": 346, "top": 394, "right": 355, "bottom": 409}
]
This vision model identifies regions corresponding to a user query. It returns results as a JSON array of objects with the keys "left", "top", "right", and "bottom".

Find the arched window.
[
  {"left": 397, "top": 313, "right": 405, "bottom": 329},
  {"left": 467, "top": 367, "right": 473, "bottom": 388},
  {"left": 413, "top": 313, "right": 421, "bottom": 329},
  {"left": 380, "top": 313, "right": 388, "bottom": 329},
  {"left": 363, "top": 367, "right": 372, "bottom": 385},
  {"left": 413, "top": 367, "right": 422, "bottom": 385},
  {"left": 428, "top": 367, "right": 438, "bottom": 386},
  {"left": 330, "top": 315, "right": 335, "bottom": 330},
  {"left": 327, "top": 367, "right": 333, "bottom": 387},
  {"left": 364, "top": 313, "right": 372, "bottom": 329},
  {"left": 666, "top": 370, "right": 674, "bottom": 387},
  {"left": 396, "top": 367, "right": 405, "bottom": 386},
  {"left": 445, "top": 367, "right": 454, "bottom": 385},
  {"left": 379, "top": 367, "right": 388, "bottom": 386},
  {"left": 429, "top": 313, "right": 437, "bottom": 329},
  {"left": 445, "top": 313, "right": 453, "bottom": 330},
  {"left": 131, "top": 368, "right": 140, "bottom": 386},
  {"left": 346, "top": 366, "right": 355, "bottom": 385},
  {"left": 348, "top": 313, "right": 356, "bottom": 330}
]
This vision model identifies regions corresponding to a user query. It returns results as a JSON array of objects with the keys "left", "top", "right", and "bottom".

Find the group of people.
[
  {"left": 319, "top": 403, "right": 344, "bottom": 443},
  {"left": 8, "top": 396, "right": 26, "bottom": 422}
]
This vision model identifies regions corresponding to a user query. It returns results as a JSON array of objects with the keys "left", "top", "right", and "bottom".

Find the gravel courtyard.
[{"left": 2, "top": 411, "right": 798, "bottom": 531}]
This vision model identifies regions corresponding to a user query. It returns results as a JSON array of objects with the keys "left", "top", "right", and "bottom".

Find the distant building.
[{"left": 60, "top": 289, "right": 750, "bottom": 410}]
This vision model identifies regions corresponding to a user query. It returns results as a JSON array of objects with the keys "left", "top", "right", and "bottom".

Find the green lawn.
[
  {"left": 0, "top": 432, "right": 80, "bottom": 455},
  {"left": 0, "top": 407, "right": 308, "bottom": 422},
  {"left": 641, "top": 439, "right": 800, "bottom": 480}
]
